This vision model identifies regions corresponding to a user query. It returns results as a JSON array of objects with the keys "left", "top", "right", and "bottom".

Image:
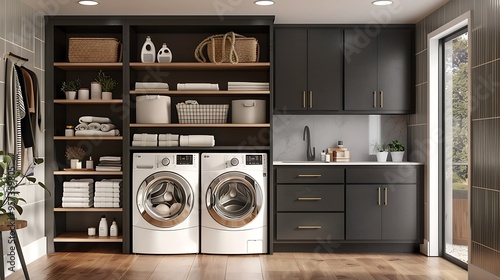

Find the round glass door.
[
  {"left": 206, "top": 171, "right": 262, "bottom": 228},
  {"left": 136, "top": 171, "right": 193, "bottom": 228}
]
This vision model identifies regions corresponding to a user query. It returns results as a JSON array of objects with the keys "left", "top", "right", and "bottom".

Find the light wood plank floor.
[{"left": 6, "top": 252, "right": 467, "bottom": 280}]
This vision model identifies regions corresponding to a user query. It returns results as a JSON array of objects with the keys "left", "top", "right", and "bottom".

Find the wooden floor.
[{"left": 6, "top": 250, "right": 467, "bottom": 280}]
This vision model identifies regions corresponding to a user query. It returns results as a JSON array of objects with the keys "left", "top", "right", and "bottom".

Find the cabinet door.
[
  {"left": 346, "top": 185, "right": 381, "bottom": 240},
  {"left": 275, "top": 28, "right": 308, "bottom": 112},
  {"left": 344, "top": 29, "right": 378, "bottom": 111},
  {"left": 377, "top": 29, "right": 413, "bottom": 112},
  {"left": 382, "top": 184, "right": 418, "bottom": 240},
  {"left": 307, "top": 29, "right": 343, "bottom": 111}
]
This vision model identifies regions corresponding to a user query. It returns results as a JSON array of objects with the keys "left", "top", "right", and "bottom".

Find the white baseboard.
[
  {"left": 420, "top": 239, "right": 429, "bottom": 256},
  {"left": 3, "top": 237, "right": 47, "bottom": 277}
]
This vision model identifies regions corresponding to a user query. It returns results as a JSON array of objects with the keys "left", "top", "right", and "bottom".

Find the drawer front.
[
  {"left": 276, "top": 167, "right": 344, "bottom": 184},
  {"left": 346, "top": 166, "right": 417, "bottom": 184},
  {"left": 276, "top": 213, "right": 344, "bottom": 240},
  {"left": 277, "top": 184, "right": 344, "bottom": 212}
]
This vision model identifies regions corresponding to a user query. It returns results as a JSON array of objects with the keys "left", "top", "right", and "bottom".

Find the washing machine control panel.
[
  {"left": 246, "top": 155, "right": 263, "bottom": 165},
  {"left": 176, "top": 154, "right": 194, "bottom": 165},
  {"left": 161, "top": 157, "right": 170, "bottom": 166},
  {"left": 230, "top": 158, "right": 239, "bottom": 166}
]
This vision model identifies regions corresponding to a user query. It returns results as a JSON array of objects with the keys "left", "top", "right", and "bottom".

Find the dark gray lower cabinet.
[
  {"left": 346, "top": 184, "right": 418, "bottom": 241},
  {"left": 277, "top": 213, "right": 344, "bottom": 240}
]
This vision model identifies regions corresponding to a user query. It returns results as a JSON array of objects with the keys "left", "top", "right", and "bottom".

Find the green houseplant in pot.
[
  {"left": 388, "top": 140, "right": 405, "bottom": 162},
  {"left": 60, "top": 78, "right": 81, "bottom": 100},
  {"left": 375, "top": 143, "right": 389, "bottom": 162},
  {"left": 95, "top": 70, "right": 118, "bottom": 100},
  {"left": 0, "top": 152, "right": 49, "bottom": 218}
]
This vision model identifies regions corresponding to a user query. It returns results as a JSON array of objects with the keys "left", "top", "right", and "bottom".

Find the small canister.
[{"left": 65, "top": 125, "right": 74, "bottom": 136}]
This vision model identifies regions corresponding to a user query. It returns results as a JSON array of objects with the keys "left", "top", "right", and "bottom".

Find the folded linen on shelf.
[
  {"left": 135, "top": 82, "right": 169, "bottom": 90},
  {"left": 158, "top": 140, "right": 179, "bottom": 147},
  {"left": 79, "top": 116, "right": 111, "bottom": 124},
  {"left": 62, "top": 202, "right": 93, "bottom": 208},
  {"left": 133, "top": 133, "right": 158, "bottom": 141},
  {"left": 94, "top": 192, "right": 119, "bottom": 198},
  {"left": 62, "top": 192, "right": 92, "bottom": 197},
  {"left": 94, "top": 202, "right": 120, "bottom": 208},
  {"left": 100, "top": 123, "right": 116, "bottom": 132},
  {"left": 94, "top": 197, "right": 120, "bottom": 202},
  {"left": 95, "top": 166, "right": 122, "bottom": 171},
  {"left": 75, "top": 123, "right": 88, "bottom": 130},
  {"left": 99, "top": 156, "right": 121, "bottom": 162},
  {"left": 63, "top": 180, "right": 93, "bottom": 188},
  {"left": 95, "top": 181, "right": 121, "bottom": 188},
  {"left": 88, "top": 122, "right": 101, "bottom": 130},
  {"left": 75, "top": 129, "right": 120, "bottom": 136},
  {"left": 158, "top": 134, "right": 179, "bottom": 141},
  {"left": 179, "top": 135, "right": 215, "bottom": 147},
  {"left": 228, "top": 82, "right": 270, "bottom": 91},
  {"left": 62, "top": 197, "right": 93, "bottom": 202},
  {"left": 177, "top": 83, "right": 219, "bottom": 91},
  {"left": 63, "top": 187, "right": 94, "bottom": 193},
  {"left": 132, "top": 140, "right": 157, "bottom": 147}
]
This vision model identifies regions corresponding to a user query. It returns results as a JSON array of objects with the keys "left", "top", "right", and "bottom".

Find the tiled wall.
[
  {"left": 412, "top": 0, "right": 500, "bottom": 277},
  {"left": 0, "top": 0, "right": 46, "bottom": 271}
]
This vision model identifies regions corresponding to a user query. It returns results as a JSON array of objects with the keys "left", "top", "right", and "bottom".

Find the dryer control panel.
[
  {"left": 246, "top": 155, "right": 263, "bottom": 165},
  {"left": 177, "top": 154, "right": 194, "bottom": 165}
]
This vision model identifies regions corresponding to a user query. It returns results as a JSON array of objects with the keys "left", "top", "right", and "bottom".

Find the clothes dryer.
[
  {"left": 201, "top": 153, "right": 267, "bottom": 254},
  {"left": 132, "top": 153, "right": 199, "bottom": 254}
]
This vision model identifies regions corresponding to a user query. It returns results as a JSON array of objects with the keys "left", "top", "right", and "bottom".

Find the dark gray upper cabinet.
[
  {"left": 274, "top": 28, "right": 343, "bottom": 113},
  {"left": 344, "top": 28, "right": 414, "bottom": 114}
]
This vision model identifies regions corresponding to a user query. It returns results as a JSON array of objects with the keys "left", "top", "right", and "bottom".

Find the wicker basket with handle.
[
  {"left": 195, "top": 32, "right": 259, "bottom": 64},
  {"left": 68, "top": 38, "right": 122, "bottom": 63}
]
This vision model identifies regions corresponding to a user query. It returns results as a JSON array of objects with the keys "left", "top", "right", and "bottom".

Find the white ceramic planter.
[
  {"left": 376, "top": 151, "right": 388, "bottom": 162},
  {"left": 65, "top": 91, "right": 76, "bottom": 100},
  {"left": 391, "top": 151, "right": 405, "bottom": 162}
]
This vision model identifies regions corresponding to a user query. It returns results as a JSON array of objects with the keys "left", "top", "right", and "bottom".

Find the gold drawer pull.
[
  {"left": 297, "top": 226, "right": 322, "bottom": 229},
  {"left": 297, "top": 197, "right": 322, "bottom": 201},
  {"left": 297, "top": 174, "right": 322, "bottom": 177}
]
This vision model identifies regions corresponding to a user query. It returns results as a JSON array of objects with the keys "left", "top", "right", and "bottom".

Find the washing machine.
[
  {"left": 201, "top": 153, "right": 267, "bottom": 254},
  {"left": 132, "top": 153, "right": 199, "bottom": 254}
]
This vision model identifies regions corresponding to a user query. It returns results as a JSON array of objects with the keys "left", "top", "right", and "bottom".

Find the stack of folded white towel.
[
  {"left": 94, "top": 179, "right": 121, "bottom": 208},
  {"left": 228, "top": 82, "right": 269, "bottom": 91},
  {"left": 74, "top": 116, "right": 120, "bottom": 136},
  {"left": 135, "top": 82, "right": 169, "bottom": 90},
  {"left": 132, "top": 133, "right": 215, "bottom": 147},
  {"left": 96, "top": 156, "right": 122, "bottom": 171},
  {"left": 177, "top": 83, "right": 219, "bottom": 90},
  {"left": 62, "top": 179, "right": 94, "bottom": 208}
]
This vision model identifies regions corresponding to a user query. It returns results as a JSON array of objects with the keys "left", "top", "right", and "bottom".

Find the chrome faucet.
[{"left": 303, "top": 126, "right": 316, "bottom": 161}]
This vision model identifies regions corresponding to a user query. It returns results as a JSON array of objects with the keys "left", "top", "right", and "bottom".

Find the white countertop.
[{"left": 273, "top": 161, "right": 424, "bottom": 166}]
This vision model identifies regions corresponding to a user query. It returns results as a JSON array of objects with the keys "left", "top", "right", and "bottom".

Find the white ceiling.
[{"left": 20, "top": 0, "right": 448, "bottom": 24}]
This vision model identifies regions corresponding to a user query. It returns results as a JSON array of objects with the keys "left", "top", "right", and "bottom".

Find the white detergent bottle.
[
  {"left": 157, "top": 43, "right": 172, "bottom": 63},
  {"left": 141, "top": 36, "right": 156, "bottom": 63},
  {"left": 110, "top": 218, "right": 118, "bottom": 237},
  {"left": 98, "top": 215, "right": 108, "bottom": 237}
]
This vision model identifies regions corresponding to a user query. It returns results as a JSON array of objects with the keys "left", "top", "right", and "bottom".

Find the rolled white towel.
[
  {"left": 75, "top": 130, "right": 120, "bottom": 137},
  {"left": 75, "top": 123, "right": 89, "bottom": 130},
  {"left": 132, "top": 140, "right": 157, "bottom": 147},
  {"left": 133, "top": 133, "right": 158, "bottom": 141},
  {"left": 158, "top": 134, "right": 179, "bottom": 141},
  {"left": 100, "top": 123, "right": 116, "bottom": 132},
  {"left": 179, "top": 135, "right": 215, "bottom": 147},
  {"left": 158, "top": 140, "right": 179, "bottom": 147},
  {"left": 79, "top": 116, "right": 111, "bottom": 124},
  {"left": 88, "top": 122, "right": 101, "bottom": 130}
]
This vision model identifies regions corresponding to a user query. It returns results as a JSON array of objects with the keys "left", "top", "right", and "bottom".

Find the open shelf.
[
  {"left": 54, "top": 62, "right": 123, "bottom": 70},
  {"left": 54, "top": 99, "right": 123, "bottom": 105},
  {"left": 54, "top": 232, "right": 123, "bottom": 243},
  {"left": 54, "top": 136, "right": 123, "bottom": 141},
  {"left": 130, "top": 123, "right": 270, "bottom": 128},
  {"left": 130, "top": 146, "right": 270, "bottom": 151},
  {"left": 54, "top": 208, "right": 122, "bottom": 212},
  {"left": 54, "top": 171, "right": 122, "bottom": 175},
  {"left": 130, "top": 90, "right": 270, "bottom": 95},
  {"left": 130, "top": 62, "right": 270, "bottom": 70}
]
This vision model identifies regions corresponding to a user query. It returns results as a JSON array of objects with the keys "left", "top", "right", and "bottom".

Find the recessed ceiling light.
[
  {"left": 78, "top": 0, "right": 98, "bottom": 5},
  {"left": 254, "top": 0, "right": 274, "bottom": 6},
  {"left": 372, "top": 0, "right": 393, "bottom": 6}
]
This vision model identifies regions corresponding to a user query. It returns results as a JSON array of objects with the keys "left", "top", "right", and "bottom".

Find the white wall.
[{"left": 0, "top": 0, "right": 46, "bottom": 276}]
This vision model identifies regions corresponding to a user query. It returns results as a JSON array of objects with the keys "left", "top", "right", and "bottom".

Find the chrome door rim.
[
  {"left": 206, "top": 171, "right": 262, "bottom": 228},
  {"left": 136, "top": 171, "right": 193, "bottom": 228}
]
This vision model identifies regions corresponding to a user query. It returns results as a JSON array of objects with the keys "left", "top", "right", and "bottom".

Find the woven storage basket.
[
  {"left": 195, "top": 32, "right": 259, "bottom": 64},
  {"left": 176, "top": 103, "right": 229, "bottom": 124},
  {"left": 68, "top": 38, "right": 122, "bottom": 63}
]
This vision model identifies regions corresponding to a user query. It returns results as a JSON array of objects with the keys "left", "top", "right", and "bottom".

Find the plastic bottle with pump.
[
  {"left": 141, "top": 36, "right": 156, "bottom": 63},
  {"left": 320, "top": 150, "right": 326, "bottom": 162},
  {"left": 99, "top": 215, "right": 108, "bottom": 237},
  {"left": 110, "top": 218, "right": 118, "bottom": 237}
]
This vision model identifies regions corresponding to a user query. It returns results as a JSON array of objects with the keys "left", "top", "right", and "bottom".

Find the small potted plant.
[
  {"left": 65, "top": 146, "right": 86, "bottom": 169},
  {"left": 375, "top": 143, "right": 389, "bottom": 162},
  {"left": 388, "top": 140, "right": 405, "bottom": 162},
  {"left": 95, "top": 70, "right": 118, "bottom": 100},
  {"left": 60, "top": 79, "right": 81, "bottom": 100}
]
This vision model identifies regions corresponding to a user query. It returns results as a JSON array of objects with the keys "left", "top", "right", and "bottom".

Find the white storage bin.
[
  {"left": 231, "top": 100, "right": 266, "bottom": 123},
  {"left": 136, "top": 95, "right": 171, "bottom": 123}
]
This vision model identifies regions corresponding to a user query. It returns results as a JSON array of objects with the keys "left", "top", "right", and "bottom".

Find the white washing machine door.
[
  {"left": 206, "top": 171, "right": 262, "bottom": 228},
  {"left": 137, "top": 171, "right": 194, "bottom": 228}
]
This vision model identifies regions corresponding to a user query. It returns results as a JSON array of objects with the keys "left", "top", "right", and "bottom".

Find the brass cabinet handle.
[
  {"left": 309, "top": 91, "right": 313, "bottom": 108},
  {"left": 297, "top": 197, "right": 322, "bottom": 201},
  {"left": 303, "top": 91, "right": 307, "bottom": 108},
  {"left": 380, "top": 91, "right": 384, "bottom": 108},
  {"left": 377, "top": 187, "right": 381, "bottom": 205},
  {"left": 384, "top": 187, "right": 388, "bottom": 205},
  {"left": 297, "top": 226, "right": 322, "bottom": 229},
  {"left": 297, "top": 174, "right": 322, "bottom": 177},
  {"left": 373, "top": 91, "right": 377, "bottom": 108}
]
